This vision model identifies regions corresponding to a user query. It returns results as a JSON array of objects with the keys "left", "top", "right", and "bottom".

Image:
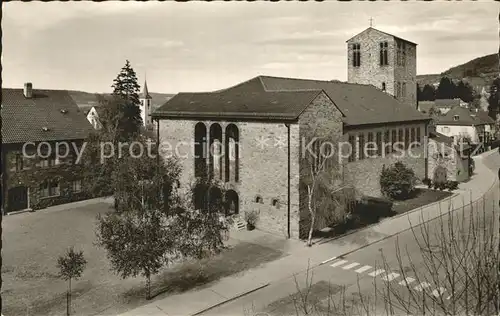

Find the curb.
[
  {"left": 190, "top": 283, "right": 270, "bottom": 316},
  {"left": 317, "top": 164, "right": 498, "bottom": 263}
]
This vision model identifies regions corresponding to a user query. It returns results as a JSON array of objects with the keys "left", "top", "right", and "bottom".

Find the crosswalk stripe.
[
  {"left": 354, "top": 265, "right": 372, "bottom": 273},
  {"left": 432, "top": 287, "right": 447, "bottom": 297},
  {"left": 398, "top": 277, "right": 416, "bottom": 286},
  {"left": 321, "top": 256, "right": 337, "bottom": 264},
  {"left": 381, "top": 273, "right": 400, "bottom": 281},
  {"left": 330, "top": 260, "right": 348, "bottom": 268},
  {"left": 342, "top": 262, "right": 360, "bottom": 270},
  {"left": 368, "top": 269, "right": 385, "bottom": 277},
  {"left": 414, "top": 282, "right": 432, "bottom": 291}
]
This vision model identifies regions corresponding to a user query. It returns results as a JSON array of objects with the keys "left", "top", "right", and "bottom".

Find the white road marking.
[
  {"left": 321, "top": 256, "right": 337, "bottom": 264},
  {"left": 354, "top": 265, "right": 372, "bottom": 274},
  {"left": 342, "top": 262, "right": 360, "bottom": 270},
  {"left": 414, "top": 282, "right": 432, "bottom": 291},
  {"left": 381, "top": 273, "right": 400, "bottom": 281},
  {"left": 432, "top": 287, "right": 447, "bottom": 298},
  {"left": 330, "top": 260, "right": 348, "bottom": 268},
  {"left": 368, "top": 269, "right": 386, "bottom": 277},
  {"left": 398, "top": 277, "right": 416, "bottom": 286}
]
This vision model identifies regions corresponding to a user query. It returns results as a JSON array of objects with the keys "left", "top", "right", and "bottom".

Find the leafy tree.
[
  {"left": 380, "top": 161, "right": 417, "bottom": 200},
  {"left": 421, "top": 84, "right": 436, "bottom": 101},
  {"left": 111, "top": 60, "right": 143, "bottom": 140},
  {"left": 436, "top": 77, "right": 457, "bottom": 100},
  {"left": 57, "top": 247, "right": 87, "bottom": 316},
  {"left": 96, "top": 208, "right": 171, "bottom": 299},
  {"left": 488, "top": 77, "right": 500, "bottom": 120},
  {"left": 456, "top": 80, "right": 475, "bottom": 103},
  {"left": 96, "top": 148, "right": 228, "bottom": 299}
]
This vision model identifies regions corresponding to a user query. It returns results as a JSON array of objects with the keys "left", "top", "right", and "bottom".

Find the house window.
[
  {"left": 382, "top": 82, "right": 386, "bottom": 92},
  {"left": 72, "top": 180, "right": 82, "bottom": 193},
  {"left": 39, "top": 158, "right": 50, "bottom": 168},
  {"left": 352, "top": 43, "right": 361, "bottom": 67},
  {"left": 396, "top": 82, "right": 401, "bottom": 98},
  {"left": 348, "top": 135, "right": 357, "bottom": 162},
  {"left": 255, "top": 195, "right": 263, "bottom": 204},
  {"left": 416, "top": 127, "right": 421, "bottom": 144},
  {"left": 379, "top": 41, "right": 388, "bottom": 66},
  {"left": 271, "top": 198, "right": 280, "bottom": 209},
  {"left": 402, "top": 82, "right": 406, "bottom": 97},
  {"left": 410, "top": 127, "right": 416, "bottom": 145},
  {"left": 398, "top": 128, "right": 404, "bottom": 145},
  {"left": 14, "top": 154, "right": 30, "bottom": 171},
  {"left": 397, "top": 42, "right": 402, "bottom": 66},
  {"left": 443, "top": 126, "right": 450, "bottom": 133},
  {"left": 40, "top": 180, "right": 60, "bottom": 198}
]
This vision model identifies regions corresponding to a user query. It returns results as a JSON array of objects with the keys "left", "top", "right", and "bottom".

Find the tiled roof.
[
  {"left": 417, "top": 101, "right": 435, "bottom": 114},
  {"left": 154, "top": 75, "right": 430, "bottom": 126},
  {"left": 434, "top": 99, "right": 460, "bottom": 108},
  {"left": 2, "top": 88, "right": 94, "bottom": 144},
  {"left": 474, "top": 110, "right": 495, "bottom": 124},
  {"left": 435, "top": 106, "right": 492, "bottom": 126},
  {"left": 345, "top": 27, "right": 417, "bottom": 46}
]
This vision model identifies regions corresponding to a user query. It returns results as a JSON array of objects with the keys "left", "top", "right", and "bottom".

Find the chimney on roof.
[{"left": 24, "top": 82, "right": 33, "bottom": 98}]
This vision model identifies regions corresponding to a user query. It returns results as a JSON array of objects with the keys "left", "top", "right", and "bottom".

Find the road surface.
[{"left": 200, "top": 157, "right": 500, "bottom": 316}]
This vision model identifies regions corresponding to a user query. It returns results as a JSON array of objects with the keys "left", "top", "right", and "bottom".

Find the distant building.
[
  {"left": 139, "top": 79, "right": 153, "bottom": 127},
  {"left": 86, "top": 105, "right": 104, "bottom": 130},
  {"left": 346, "top": 27, "right": 417, "bottom": 109},
  {"left": 1, "top": 83, "right": 94, "bottom": 214},
  {"left": 434, "top": 106, "right": 495, "bottom": 154},
  {"left": 427, "top": 130, "right": 470, "bottom": 183}
]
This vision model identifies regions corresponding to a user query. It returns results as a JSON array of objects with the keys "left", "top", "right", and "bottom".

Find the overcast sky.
[{"left": 3, "top": 2, "right": 499, "bottom": 94}]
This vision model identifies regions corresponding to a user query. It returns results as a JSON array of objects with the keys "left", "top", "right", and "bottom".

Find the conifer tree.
[{"left": 111, "top": 60, "right": 143, "bottom": 140}]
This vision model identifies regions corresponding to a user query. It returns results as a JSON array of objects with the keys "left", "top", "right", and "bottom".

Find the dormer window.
[
  {"left": 453, "top": 115, "right": 459, "bottom": 121},
  {"left": 382, "top": 82, "right": 386, "bottom": 92}
]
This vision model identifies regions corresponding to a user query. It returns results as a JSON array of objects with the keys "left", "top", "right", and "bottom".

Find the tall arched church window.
[
  {"left": 194, "top": 122, "right": 207, "bottom": 178},
  {"left": 225, "top": 124, "right": 239, "bottom": 182}
]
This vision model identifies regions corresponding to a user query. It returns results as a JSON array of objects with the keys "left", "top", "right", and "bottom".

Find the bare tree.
[{"left": 256, "top": 189, "right": 499, "bottom": 315}]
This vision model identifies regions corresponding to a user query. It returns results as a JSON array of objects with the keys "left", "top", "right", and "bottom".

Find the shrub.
[
  {"left": 433, "top": 181, "right": 446, "bottom": 190},
  {"left": 351, "top": 196, "right": 394, "bottom": 224},
  {"left": 445, "top": 180, "right": 459, "bottom": 191},
  {"left": 380, "top": 162, "right": 417, "bottom": 200},
  {"left": 243, "top": 210, "right": 259, "bottom": 226},
  {"left": 422, "top": 178, "right": 432, "bottom": 189}
]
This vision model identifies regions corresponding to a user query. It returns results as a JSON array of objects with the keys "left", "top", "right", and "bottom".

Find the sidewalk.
[{"left": 118, "top": 149, "right": 499, "bottom": 316}]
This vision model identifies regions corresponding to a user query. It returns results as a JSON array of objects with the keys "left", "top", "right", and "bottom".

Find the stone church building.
[{"left": 153, "top": 27, "right": 430, "bottom": 239}]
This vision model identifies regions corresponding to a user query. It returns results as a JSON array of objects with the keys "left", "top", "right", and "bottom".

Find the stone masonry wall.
[
  {"left": 157, "top": 118, "right": 301, "bottom": 238},
  {"left": 298, "top": 92, "right": 345, "bottom": 238},
  {"left": 344, "top": 122, "right": 427, "bottom": 198},
  {"left": 3, "top": 142, "right": 89, "bottom": 213},
  {"left": 347, "top": 29, "right": 396, "bottom": 96},
  {"left": 347, "top": 28, "right": 417, "bottom": 108},
  {"left": 427, "top": 139, "right": 469, "bottom": 183}
]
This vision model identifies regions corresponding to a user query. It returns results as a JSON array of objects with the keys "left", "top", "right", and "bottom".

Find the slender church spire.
[{"left": 141, "top": 78, "right": 152, "bottom": 100}]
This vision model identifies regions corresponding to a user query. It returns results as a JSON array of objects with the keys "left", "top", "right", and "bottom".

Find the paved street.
[{"left": 199, "top": 153, "right": 500, "bottom": 316}]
